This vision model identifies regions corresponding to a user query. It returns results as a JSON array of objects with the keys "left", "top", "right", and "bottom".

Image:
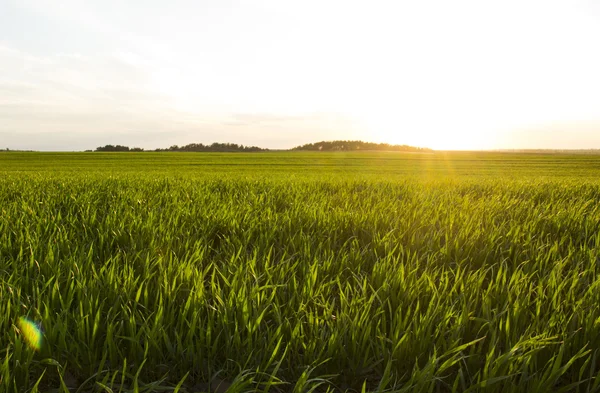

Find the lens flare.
[{"left": 17, "top": 317, "right": 42, "bottom": 351}]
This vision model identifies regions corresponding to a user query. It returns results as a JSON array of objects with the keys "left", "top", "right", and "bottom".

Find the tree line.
[
  {"left": 94, "top": 143, "right": 267, "bottom": 152},
  {"left": 156, "top": 143, "right": 266, "bottom": 152},
  {"left": 93, "top": 140, "right": 432, "bottom": 152},
  {"left": 291, "top": 140, "right": 432, "bottom": 152}
]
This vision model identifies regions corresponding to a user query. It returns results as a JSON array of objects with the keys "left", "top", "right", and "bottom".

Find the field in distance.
[
  {"left": 3, "top": 150, "right": 600, "bottom": 179},
  {"left": 1, "top": 151, "right": 600, "bottom": 392}
]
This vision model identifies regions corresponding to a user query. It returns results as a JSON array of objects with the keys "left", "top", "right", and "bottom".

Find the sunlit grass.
[{"left": 1, "top": 152, "right": 600, "bottom": 392}]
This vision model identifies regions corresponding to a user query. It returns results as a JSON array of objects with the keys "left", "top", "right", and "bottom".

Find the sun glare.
[
  {"left": 357, "top": 110, "right": 489, "bottom": 151},
  {"left": 17, "top": 317, "right": 42, "bottom": 351}
]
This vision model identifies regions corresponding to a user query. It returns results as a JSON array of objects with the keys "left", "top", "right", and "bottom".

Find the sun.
[{"left": 356, "top": 110, "right": 490, "bottom": 151}]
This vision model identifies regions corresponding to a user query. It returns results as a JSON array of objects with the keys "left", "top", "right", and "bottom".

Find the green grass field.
[{"left": 1, "top": 151, "right": 600, "bottom": 392}]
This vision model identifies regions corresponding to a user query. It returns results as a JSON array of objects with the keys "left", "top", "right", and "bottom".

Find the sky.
[{"left": 1, "top": 0, "right": 600, "bottom": 151}]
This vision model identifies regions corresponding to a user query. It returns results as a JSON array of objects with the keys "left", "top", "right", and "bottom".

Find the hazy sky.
[{"left": 1, "top": 0, "right": 600, "bottom": 150}]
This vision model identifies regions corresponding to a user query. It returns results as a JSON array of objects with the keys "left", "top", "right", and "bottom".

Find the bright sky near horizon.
[{"left": 1, "top": 0, "right": 600, "bottom": 151}]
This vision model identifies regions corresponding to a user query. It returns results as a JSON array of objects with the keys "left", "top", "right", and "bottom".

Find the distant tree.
[{"left": 95, "top": 145, "right": 130, "bottom": 152}]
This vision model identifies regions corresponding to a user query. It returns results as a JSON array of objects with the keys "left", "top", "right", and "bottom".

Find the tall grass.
[{"left": 1, "top": 154, "right": 600, "bottom": 392}]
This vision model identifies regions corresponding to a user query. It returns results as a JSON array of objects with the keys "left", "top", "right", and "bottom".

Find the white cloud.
[{"left": 0, "top": 43, "right": 361, "bottom": 150}]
